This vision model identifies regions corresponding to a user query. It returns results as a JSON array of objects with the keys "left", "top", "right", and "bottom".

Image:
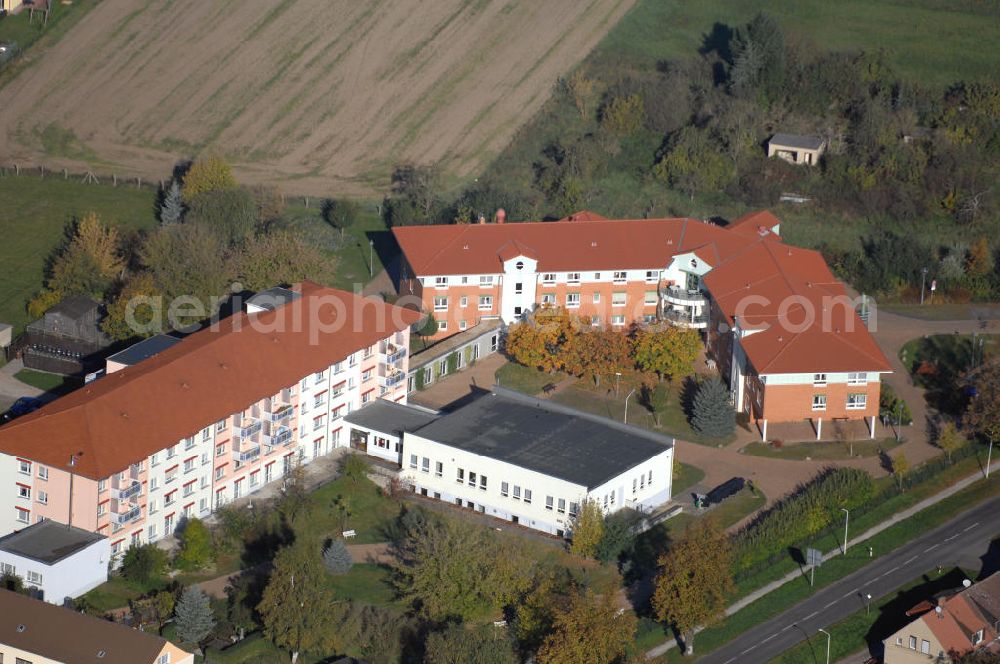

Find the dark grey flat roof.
[
  {"left": 106, "top": 334, "right": 183, "bottom": 366},
  {"left": 770, "top": 133, "right": 825, "bottom": 150},
  {"left": 247, "top": 287, "right": 301, "bottom": 311},
  {"left": 344, "top": 399, "right": 440, "bottom": 436},
  {"left": 0, "top": 520, "right": 105, "bottom": 565},
  {"left": 411, "top": 388, "right": 673, "bottom": 489}
]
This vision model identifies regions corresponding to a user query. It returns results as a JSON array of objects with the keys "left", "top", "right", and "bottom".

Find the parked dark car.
[{"left": 1, "top": 397, "right": 43, "bottom": 423}]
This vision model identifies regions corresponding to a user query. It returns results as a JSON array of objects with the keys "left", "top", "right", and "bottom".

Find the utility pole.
[
  {"left": 369, "top": 239, "right": 374, "bottom": 277},
  {"left": 624, "top": 388, "right": 635, "bottom": 425},
  {"left": 987, "top": 435, "right": 994, "bottom": 479},
  {"left": 840, "top": 507, "right": 850, "bottom": 554},
  {"left": 818, "top": 628, "right": 831, "bottom": 664},
  {"left": 66, "top": 453, "right": 81, "bottom": 529},
  {"left": 920, "top": 267, "right": 928, "bottom": 305}
]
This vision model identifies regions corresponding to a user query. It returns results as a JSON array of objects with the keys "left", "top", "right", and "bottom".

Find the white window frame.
[
  {"left": 611, "top": 315, "right": 625, "bottom": 326},
  {"left": 812, "top": 394, "right": 827, "bottom": 411},
  {"left": 567, "top": 273, "right": 580, "bottom": 284},
  {"left": 541, "top": 293, "right": 556, "bottom": 305},
  {"left": 848, "top": 372, "right": 869, "bottom": 386},
  {"left": 434, "top": 276, "right": 448, "bottom": 288},
  {"left": 645, "top": 270, "right": 659, "bottom": 283},
  {"left": 846, "top": 393, "right": 867, "bottom": 410},
  {"left": 566, "top": 293, "right": 581, "bottom": 308},
  {"left": 542, "top": 273, "right": 556, "bottom": 284},
  {"left": 813, "top": 373, "right": 827, "bottom": 387},
  {"left": 478, "top": 295, "right": 493, "bottom": 311},
  {"left": 612, "top": 292, "right": 627, "bottom": 307},
  {"left": 433, "top": 296, "right": 448, "bottom": 312},
  {"left": 613, "top": 271, "right": 627, "bottom": 284},
  {"left": 479, "top": 275, "right": 494, "bottom": 287}
]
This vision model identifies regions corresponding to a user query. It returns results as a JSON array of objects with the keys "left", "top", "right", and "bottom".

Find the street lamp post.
[
  {"left": 615, "top": 371, "right": 622, "bottom": 398},
  {"left": 369, "top": 240, "right": 375, "bottom": 277},
  {"left": 920, "top": 267, "right": 928, "bottom": 305},
  {"left": 866, "top": 593, "right": 873, "bottom": 615},
  {"left": 67, "top": 452, "right": 82, "bottom": 529},
  {"left": 987, "top": 436, "right": 994, "bottom": 479},
  {"left": 818, "top": 628, "right": 831, "bottom": 664},
  {"left": 624, "top": 388, "right": 636, "bottom": 425},
  {"left": 840, "top": 508, "right": 850, "bottom": 555}
]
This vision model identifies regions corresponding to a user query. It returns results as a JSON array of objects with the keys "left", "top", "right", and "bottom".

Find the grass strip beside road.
[{"left": 650, "top": 472, "right": 999, "bottom": 663}]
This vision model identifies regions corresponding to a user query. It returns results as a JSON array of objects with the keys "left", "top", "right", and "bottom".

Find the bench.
[
  {"left": 542, "top": 383, "right": 557, "bottom": 394},
  {"left": 342, "top": 529, "right": 356, "bottom": 538}
]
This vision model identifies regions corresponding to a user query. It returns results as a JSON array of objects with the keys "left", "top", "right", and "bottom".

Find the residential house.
[
  {"left": 0, "top": 282, "right": 420, "bottom": 558},
  {"left": 0, "top": 588, "right": 194, "bottom": 663},
  {"left": 347, "top": 388, "right": 674, "bottom": 536},
  {"left": 393, "top": 210, "right": 891, "bottom": 437},
  {"left": 767, "top": 132, "right": 827, "bottom": 165},
  {"left": 883, "top": 572, "right": 1000, "bottom": 663},
  {"left": 0, "top": 519, "right": 109, "bottom": 603},
  {"left": 407, "top": 318, "right": 503, "bottom": 393}
]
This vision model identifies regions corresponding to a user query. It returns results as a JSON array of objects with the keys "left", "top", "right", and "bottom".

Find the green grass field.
[
  {"left": 0, "top": 175, "right": 157, "bottom": 333},
  {"left": 598, "top": 0, "right": 999, "bottom": 87}
]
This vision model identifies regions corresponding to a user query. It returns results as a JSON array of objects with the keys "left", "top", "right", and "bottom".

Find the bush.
[
  {"left": 733, "top": 468, "right": 875, "bottom": 572},
  {"left": 120, "top": 544, "right": 169, "bottom": 585},
  {"left": 880, "top": 383, "right": 913, "bottom": 426},
  {"left": 175, "top": 518, "right": 215, "bottom": 571},
  {"left": 340, "top": 454, "right": 371, "bottom": 484}
]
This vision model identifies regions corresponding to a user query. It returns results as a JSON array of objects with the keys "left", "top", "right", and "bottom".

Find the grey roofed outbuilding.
[
  {"left": 105, "top": 333, "right": 183, "bottom": 367},
  {"left": 410, "top": 387, "right": 674, "bottom": 489},
  {"left": 769, "top": 133, "right": 825, "bottom": 150},
  {"left": 0, "top": 519, "right": 105, "bottom": 565},
  {"left": 344, "top": 399, "right": 441, "bottom": 436}
]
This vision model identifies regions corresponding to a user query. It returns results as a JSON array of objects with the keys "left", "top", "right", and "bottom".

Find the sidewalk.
[{"left": 645, "top": 458, "right": 1000, "bottom": 659}]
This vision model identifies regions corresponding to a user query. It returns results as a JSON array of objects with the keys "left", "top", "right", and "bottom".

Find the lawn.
[
  {"left": 742, "top": 437, "right": 902, "bottom": 461},
  {"left": 767, "top": 567, "right": 974, "bottom": 664},
  {"left": 671, "top": 462, "right": 705, "bottom": 498},
  {"left": 0, "top": 175, "right": 157, "bottom": 334},
  {"left": 324, "top": 563, "right": 398, "bottom": 606},
  {"left": 598, "top": 0, "right": 999, "bottom": 88},
  {"left": 299, "top": 474, "right": 402, "bottom": 545},
  {"left": 494, "top": 361, "right": 568, "bottom": 396},
  {"left": 898, "top": 333, "right": 998, "bottom": 414},
  {"left": 13, "top": 368, "right": 82, "bottom": 396}
]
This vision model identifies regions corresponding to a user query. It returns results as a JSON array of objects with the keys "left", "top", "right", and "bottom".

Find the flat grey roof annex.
[
  {"left": 344, "top": 399, "right": 440, "bottom": 436},
  {"left": 770, "top": 132, "right": 825, "bottom": 150},
  {"left": 0, "top": 519, "right": 105, "bottom": 565},
  {"left": 411, "top": 388, "right": 673, "bottom": 489},
  {"left": 106, "top": 333, "right": 183, "bottom": 367}
]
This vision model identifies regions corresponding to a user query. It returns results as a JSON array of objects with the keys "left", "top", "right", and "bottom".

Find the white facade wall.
[
  {"left": 760, "top": 371, "right": 884, "bottom": 386},
  {"left": 0, "top": 455, "right": 22, "bottom": 536},
  {"left": 500, "top": 256, "right": 538, "bottom": 322},
  {"left": 0, "top": 538, "right": 108, "bottom": 603},
  {"left": 400, "top": 433, "right": 673, "bottom": 536}
]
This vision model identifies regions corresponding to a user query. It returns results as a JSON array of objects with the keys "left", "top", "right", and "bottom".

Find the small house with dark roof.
[
  {"left": 0, "top": 520, "right": 109, "bottom": 603},
  {"left": 0, "top": 589, "right": 194, "bottom": 663},
  {"left": 397, "top": 387, "right": 674, "bottom": 537},
  {"left": 22, "top": 294, "right": 113, "bottom": 375},
  {"left": 767, "top": 132, "right": 826, "bottom": 165},
  {"left": 344, "top": 399, "right": 440, "bottom": 464}
]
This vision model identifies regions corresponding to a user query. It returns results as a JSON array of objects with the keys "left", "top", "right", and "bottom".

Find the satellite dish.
[{"left": 963, "top": 579, "right": 972, "bottom": 588}]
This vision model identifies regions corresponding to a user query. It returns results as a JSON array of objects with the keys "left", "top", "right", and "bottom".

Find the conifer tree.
[
  {"left": 323, "top": 539, "right": 353, "bottom": 575},
  {"left": 160, "top": 180, "right": 184, "bottom": 224},
  {"left": 691, "top": 377, "right": 735, "bottom": 437},
  {"left": 174, "top": 586, "right": 216, "bottom": 650}
]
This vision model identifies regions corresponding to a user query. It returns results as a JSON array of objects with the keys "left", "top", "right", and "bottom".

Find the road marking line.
[
  {"left": 903, "top": 555, "right": 918, "bottom": 565},
  {"left": 825, "top": 600, "right": 838, "bottom": 608},
  {"left": 964, "top": 522, "right": 980, "bottom": 532},
  {"left": 945, "top": 534, "right": 958, "bottom": 542},
  {"left": 781, "top": 625, "right": 793, "bottom": 632},
  {"left": 925, "top": 544, "right": 939, "bottom": 552},
  {"left": 762, "top": 633, "right": 777, "bottom": 643},
  {"left": 804, "top": 611, "right": 818, "bottom": 619},
  {"left": 741, "top": 646, "right": 757, "bottom": 655},
  {"left": 722, "top": 659, "right": 736, "bottom": 664}
]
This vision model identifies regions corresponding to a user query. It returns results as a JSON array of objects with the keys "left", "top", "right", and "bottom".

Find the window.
[
  {"left": 920, "top": 640, "right": 930, "bottom": 655},
  {"left": 593, "top": 272, "right": 601, "bottom": 280},
  {"left": 184, "top": 437, "right": 195, "bottom": 450},
  {"left": 17, "top": 485, "right": 30, "bottom": 500},
  {"left": 479, "top": 275, "right": 494, "bottom": 286},
  {"left": 434, "top": 296, "right": 448, "bottom": 311},
  {"left": 813, "top": 373, "right": 827, "bottom": 386},
  {"left": 456, "top": 468, "right": 465, "bottom": 483},
  {"left": 97, "top": 503, "right": 106, "bottom": 517},
  {"left": 315, "top": 371, "right": 325, "bottom": 385},
  {"left": 435, "top": 461, "right": 443, "bottom": 477},
  {"left": 612, "top": 292, "right": 626, "bottom": 307},
  {"left": 37, "top": 466, "right": 48, "bottom": 481},
  {"left": 421, "top": 457, "right": 430, "bottom": 473},
  {"left": 314, "top": 392, "right": 327, "bottom": 408},
  {"left": 648, "top": 470, "right": 653, "bottom": 484},
  {"left": 633, "top": 478, "right": 637, "bottom": 495},
  {"left": 644, "top": 291, "right": 658, "bottom": 305},
  {"left": 908, "top": 636, "right": 917, "bottom": 650},
  {"left": 501, "top": 481, "right": 509, "bottom": 497},
  {"left": 201, "top": 427, "right": 211, "bottom": 442},
  {"left": 524, "top": 489, "right": 532, "bottom": 503},
  {"left": 409, "top": 454, "right": 418, "bottom": 469},
  {"left": 362, "top": 368, "right": 373, "bottom": 382},
  {"left": 478, "top": 295, "right": 493, "bottom": 310},
  {"left": 611, "top": 315, "right": 625, "bottom": 326},
  {"left": 557, "top": 498, "right": 566, "bottom": 514},
  {"left": 541, "top": 293, "right": 556, "bottom": 305},
  {"left": 216, "top": 443, "right": 226, "bottom": 457},
  {"left": 480, "top": 475, "right": 487, "bottom": 491},
  {"left": 613, "top": 271, "right": 627, "bottom": 283},
  {"left": 640, "top": 475, "right": 645, "bottom": 490},
  {"left": 26, "top": 570, "right": 42, "bottom": 585},
  {"left": 566, "top": 293, "right": 580, "bottom": 308},
  {"left": 150, "top": 477, "right": 158, "bottom": 491},
  {"left": 567, "top": 272, "right": 580, "bottom": 284},
  {"left": 1, "top": 562, "right": 15, "bottom": 576},
  {"left": 17, "top": 459, "right": 30, "bottom": 475},
  {"left": 150, "top": 453, "right": 159, "bottom": 467},
  {"left": 645, "top": 270, "right": 659, "bottom": 283},
  {"left": 460, "top": 296, "right": 468, "bottom": 307},
  {"left": 542, "top": 273, "right": 556, "bottom": 284},
  {"left": 159, "top": 654, "right": 171, "bottom": 664},
  {"left": 846, "top": 393, "right": 867, "bottom": 410},
  {"left": 848, "top": 372, "right": 868, "bottom": 386},
  {"left": 183, "top": 458, "right": 195, "bottom": 473},
  {"left": 545, "top": 496, "right": 554, "bottom": 511},
  {"left": 591, "top": 316, "right": 601, "bottom": 327},
  {"left": 313, "top": 415, "right": 327, "bottom": 430},
  {"left": 812, "top": 394, "right": 827, "bottom": 411},
  {"left": 36, "top": 491, "right": 47, "bottom": 505},
  {"left": 468, "top": 472, "right": 477, "bottom": 487},
  {"left": 215, "top": 467, "right": 225, "bottom": 480},
  {"left": 512, "top": 485, "right": 521, "bottom": 500},
  {"left": 515, "top": 282, "right": 523, "bottom": 294},
  {"left": 434, "top": 276, "right": 448, "bottom": 288},
  {"left": 15, "top": 509, "right": 28, "bottom": 524},
  {"left": 973, "top": 630, "right": 984, "bottom": 646},
  {"left": 216, "top": 419, "right": 227, "bottom": 432},
  {"left": 568, "top": 501, "right": 578, "bottom": 516}
]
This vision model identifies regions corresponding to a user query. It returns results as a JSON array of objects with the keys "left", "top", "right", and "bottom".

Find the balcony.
[
  {"left": 379, "top": 368, "right": 406, "bottom": 388},
  {"left": 663, "top": 308, "right": 709, "bottom": 329},
  {"left": 382, "top": 342, "right": 407, "bottom": 365},
  {"left": 239, "top": 418, "right": 262, "bottom": 439},
  {"left": 663, "top": 286, "right": 707, "bottom": 307},
  {"left": 269, "top": 404, "right": 293, "bottom": 423},
  {"left": 112, "top": 482, "right": 142, "bottom": 501},
  {"left": 113, "top": 505, "right": 142, "bottom": 525},
  {"left": 233, "top": 445, "right": 261, "bottom": 464},
  {"left": 268, "top": 426, "right": 293, "bottom": 447}
]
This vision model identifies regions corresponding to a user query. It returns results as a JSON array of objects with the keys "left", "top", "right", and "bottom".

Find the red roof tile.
[{"left": 0, "top": 283, "right": 420, "bottom": 480}]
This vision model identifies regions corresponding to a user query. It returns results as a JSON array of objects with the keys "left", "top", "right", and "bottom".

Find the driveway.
[{"left": 0, "top": 359, "right": 42, "bottom": 413}]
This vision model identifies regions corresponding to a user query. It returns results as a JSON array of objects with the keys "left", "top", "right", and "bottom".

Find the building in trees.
[
  {"left": 0, "top": 283, "right": 420, "bottom": 555},
  {"left": 766, "top": 132, "right": 826, "bottom": 166},
  {"left": 395, "top": 209, "right": 891, "bottom": 439}
]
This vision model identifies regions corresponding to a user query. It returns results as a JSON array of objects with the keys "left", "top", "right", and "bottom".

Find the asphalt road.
[{"left": 696, "top": 491, "right": 1000, "bottom": 664}]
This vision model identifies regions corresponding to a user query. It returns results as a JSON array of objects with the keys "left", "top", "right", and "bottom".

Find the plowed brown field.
[{"left": 0, "top": 0, "right": 634, "bottom": 194}]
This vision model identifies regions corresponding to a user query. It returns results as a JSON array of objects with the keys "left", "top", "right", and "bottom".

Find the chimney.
[{"left": 495, "top": 208, "right": 506, "bottom": 224}]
